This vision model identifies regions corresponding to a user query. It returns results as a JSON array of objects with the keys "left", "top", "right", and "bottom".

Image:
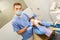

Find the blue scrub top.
[
  {"left": 11, "top": 13, "right": 51, "bottom": 40},
  {"left": 12, "top": 13, "right": 32, "bottom": 40}
]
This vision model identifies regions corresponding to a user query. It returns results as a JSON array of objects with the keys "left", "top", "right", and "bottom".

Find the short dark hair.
[
  {"left": 29, "top": 17, "right": 35, "bottom": 22},
  {"left": 13, "top": 2, "right": 22, "bottom": 8}
]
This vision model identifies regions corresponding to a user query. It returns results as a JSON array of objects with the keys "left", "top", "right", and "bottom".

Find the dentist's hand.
[
  {"left": 32, "top": 14, "right": 37, "bottom": 18},
  {"left": 25, "top": 23, "right": 32, "bottom": 28}
]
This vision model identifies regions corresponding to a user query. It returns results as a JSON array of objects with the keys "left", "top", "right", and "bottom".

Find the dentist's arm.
[
  {"left": 12, "top": 22, "right": 27, "bottom": 35},
  {"left": 17, "top": 27, "right": 27, "bottom": 35}
]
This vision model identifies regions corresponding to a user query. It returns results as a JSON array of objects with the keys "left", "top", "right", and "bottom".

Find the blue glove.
[
  {"left": 25, "top": 23, "right": 32, "bottom": 28},
  {"left": 32, "top": 14, "right": 37, "bottom": 18}
]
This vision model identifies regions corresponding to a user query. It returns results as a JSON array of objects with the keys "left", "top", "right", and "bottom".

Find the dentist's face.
[
  {"left": 14, "top": 5, "right": 22, "bottom": 12},
  {"left": 13, "top": 5, "right": 22, "bottom": 16}
]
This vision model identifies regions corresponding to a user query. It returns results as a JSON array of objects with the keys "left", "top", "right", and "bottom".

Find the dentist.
[{"left": 11, "top": 2, "right": 33, "bottom": 40}]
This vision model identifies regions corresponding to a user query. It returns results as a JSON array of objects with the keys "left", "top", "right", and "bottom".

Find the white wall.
[
  {"left": 0, "top": 21, "right": 23, "bottom": 40},
  {"left": 23, "top": 0, "right": 53, "bottom": 23},
  {"left": 23, "top": 0, "right": 60, "bottom": 24}
]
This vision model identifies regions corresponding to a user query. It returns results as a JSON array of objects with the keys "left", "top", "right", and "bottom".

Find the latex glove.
[{"left": 32, "top": 14, "right": 37, "bottom": 18}]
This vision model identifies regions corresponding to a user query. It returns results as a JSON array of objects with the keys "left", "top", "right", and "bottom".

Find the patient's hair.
[
  {"left": 29, "top": 17, "right": 35, "bottom": 22},
  {"left": 29, "top": 17, "right": 40, "bottom": 27},
  {"left": 29, "top": 17, "right": 44, "bottom": 27}
]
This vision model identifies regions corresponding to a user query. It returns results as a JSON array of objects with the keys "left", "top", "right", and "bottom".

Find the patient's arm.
[{"left": 33, "top": 26, "right": 46, "bottom": 35}]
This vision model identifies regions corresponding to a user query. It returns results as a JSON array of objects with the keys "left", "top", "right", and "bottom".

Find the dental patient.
[{"left": 29, "top": 17, "right": 55, "bottom": 40}]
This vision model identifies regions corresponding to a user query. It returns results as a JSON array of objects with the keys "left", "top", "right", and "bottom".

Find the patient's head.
[
  {"left": 30, "top": 17, "right": 40, "bottom": 27},
  {"left": 30, "top": 17, "right": 35, "bottom": 23}
]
